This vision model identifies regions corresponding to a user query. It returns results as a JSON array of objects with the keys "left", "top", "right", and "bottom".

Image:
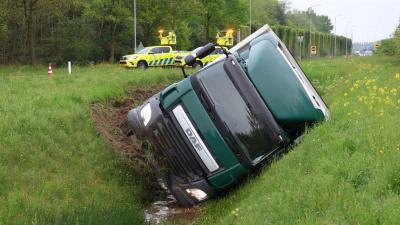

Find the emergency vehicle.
[{"left": 119, "top": 31, "right": 189, "bottom": 68}]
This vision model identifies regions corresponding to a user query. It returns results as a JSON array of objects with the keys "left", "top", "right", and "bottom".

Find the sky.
[{"left": 288, "top": 0, "right": 400, "bottom": 42}]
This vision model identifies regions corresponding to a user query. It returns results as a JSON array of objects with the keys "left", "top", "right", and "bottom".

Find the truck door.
[
  {"left": 149, "top": 47, "right": 162, "bottom": 67},
  {"left": 160, "top": 46, "right": 173, "bottom": 66}
]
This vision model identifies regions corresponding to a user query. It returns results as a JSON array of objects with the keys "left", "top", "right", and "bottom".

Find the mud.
[
  {"left": 90, "top": 86, "right": 162, "bottom": 159},
  {"left": 90, "top": 85, "right": 201, "bottom": 224}
]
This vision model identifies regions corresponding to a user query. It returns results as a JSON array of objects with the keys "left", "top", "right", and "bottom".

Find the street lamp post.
[
  {"left": 134, "top": 0, "right": 137, "bottom": 53},
  {"left": 351, "top": 28, "right": 357, "bottom": 56},
  {"left": 345, "top": 22, "right": 351, "bottom": 58},
  {"left": 334, "top": 14, "right": 343, "bottom": 57}
]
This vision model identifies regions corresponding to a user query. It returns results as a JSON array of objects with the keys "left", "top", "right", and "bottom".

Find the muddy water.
[
  {"left": 144, "top": 195, "right": 178, "bottom": 224},
  {"left": 144, "top": 179, "right": 178, "bottom": 224},
  {"left": 144, "top": 178, "right": 201, "bottom": 224}
]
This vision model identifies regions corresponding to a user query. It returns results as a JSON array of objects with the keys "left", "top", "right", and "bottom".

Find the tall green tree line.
[
  {"left": 375, "top": 20, "right": 400, "bottom": 56},
  {"left": 0, "top": 0, "right": 336, "bottom": 65}
]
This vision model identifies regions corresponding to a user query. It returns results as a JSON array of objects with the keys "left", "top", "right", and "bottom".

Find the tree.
[
  {"left": 285, "top": 9, "right": 333, "bottom": 33},
  {"left": 0, "top": 0, "right": 340, "bottom": 65},
  {"left": 286, "top": 10, "right": 309, "bottom": 30},
  {"left": 315, "top": 15, "right": 333, "bottom": 33},
  {"left": 276, "top": 1, "right": 288, "bottom": 25},
  {"left": 0, "top": 2, "right": 6, "bottom": 41},
  {"left": 136, "top": 0, "right": 167, "bottom": 46},
  {"left": 394, "top": 20, "right": 400, "bottom": 55},
  {"left": 176, "top": 21, "right": 191, "bottom": 50},
  {"left": 375, "top": 19, "right": 400, "bottom": 57},
  {"left": 82, "top": 0, "right": 133, "bottom": 62},
  {"left": 23, "top": 0, "right": 40, "bottom": 65},
  {"left": 196, "top": 0, "right": 224, "bottom": 42}
]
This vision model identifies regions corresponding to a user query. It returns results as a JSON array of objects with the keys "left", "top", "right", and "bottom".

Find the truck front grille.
[{"left": 151, "top": 116, "right": 204, "bottom": 182}]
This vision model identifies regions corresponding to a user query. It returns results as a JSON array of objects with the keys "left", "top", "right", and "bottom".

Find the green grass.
[
  {"left": 0, "top": 65, "right": 181, "bottom": 225},
  {"left": 188, "top": 57, "right": 400, "bottom": 225},
  {"left": 1, "top": 57, "right": 399, "bottom": 225}
]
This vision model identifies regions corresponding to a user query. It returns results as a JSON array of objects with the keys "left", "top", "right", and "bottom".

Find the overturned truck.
[{"left": 121, "top": 25, "right": 329, "bottom": 207}]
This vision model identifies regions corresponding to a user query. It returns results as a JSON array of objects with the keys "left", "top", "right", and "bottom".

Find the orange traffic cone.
[{"left": 48, "top": 63, "right": 53, "bottom": 76}]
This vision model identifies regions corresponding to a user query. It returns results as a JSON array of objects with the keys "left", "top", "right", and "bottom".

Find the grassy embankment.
[
  {"left": 1, "top": 57, "right": 399, "bottom": 225},
  {"left": 191, "top": 57, "right": 400, "bottom": 225},
  {"left": 0, "top": 65, "right": 181, "bottom": 225}
]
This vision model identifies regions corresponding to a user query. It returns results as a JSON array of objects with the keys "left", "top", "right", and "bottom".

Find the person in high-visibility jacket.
[{"left": 120, "top": 46, "right": 189, "bottom": 69}]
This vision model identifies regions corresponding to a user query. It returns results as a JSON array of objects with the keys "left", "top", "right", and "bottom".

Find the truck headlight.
[
  {"left": 140, "top": 103, "right": 152, "bottom": 126},
  {"left": 186, "top": 188, "right": 208, "bottom": 201}
]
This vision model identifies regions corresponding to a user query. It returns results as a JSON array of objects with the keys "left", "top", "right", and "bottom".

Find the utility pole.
[
  {"left": 334, "top": 14, "right": 343, "bottom": 57},
  {"left": 134, "top": 0, "right": 137, "bottom": 53},
  {"left": 351, "top": 28, "right": 356, "bottom": 57},
  {"left": 345, "top": 22, "right": 350, "bottom": 58}
]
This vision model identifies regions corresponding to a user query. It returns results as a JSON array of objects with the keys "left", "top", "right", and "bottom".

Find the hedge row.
[{"left": 271, "top": 25, "right": 352, "bottom": 59}]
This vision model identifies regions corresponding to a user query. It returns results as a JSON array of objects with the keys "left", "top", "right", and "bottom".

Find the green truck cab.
[{"left": 122, "top": 25, "right": 329, "bottom": 206}]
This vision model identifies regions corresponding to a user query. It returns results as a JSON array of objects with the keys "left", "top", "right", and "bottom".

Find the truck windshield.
[{"left": 193, "top": 61, "right": 277, "bottom": 163}]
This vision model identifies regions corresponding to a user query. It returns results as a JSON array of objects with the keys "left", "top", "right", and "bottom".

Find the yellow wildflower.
[{"left": 344, "top": 92, "right": 348, "bottom": 97}]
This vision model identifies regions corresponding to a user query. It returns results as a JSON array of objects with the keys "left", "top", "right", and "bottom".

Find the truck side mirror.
[
  {"left": 195, "top": 43, "right": 216, "bottom": 59},
  {"left": 184, "top": 55, "right": 196, "bottom": 67},
  {"left": 184, "top": 43, "right": 216, "bottom": 67}
]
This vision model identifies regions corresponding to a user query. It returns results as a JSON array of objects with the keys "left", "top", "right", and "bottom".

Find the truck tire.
[
  {"left": 138, "top": 61, "right": 147, "bottom": 69},
  {"left": 192, "top": 61, "right": 203, "bottom": 69}
]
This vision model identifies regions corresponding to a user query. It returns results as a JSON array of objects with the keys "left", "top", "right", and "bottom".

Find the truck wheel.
[
  {"left": 192, "top": 61, "right": 202, "bottom": 69},
  {"left": 138, "top": 61, "right": 147, "bottom": 69}
]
